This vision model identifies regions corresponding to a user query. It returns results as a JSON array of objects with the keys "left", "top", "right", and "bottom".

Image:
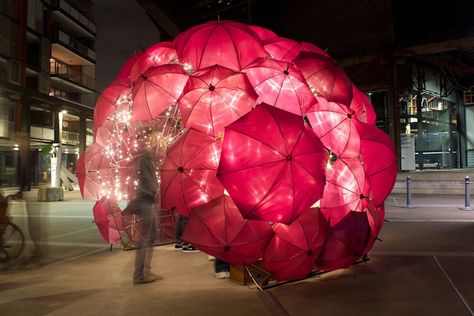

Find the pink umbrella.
[
  {"left": 178, "top": 65, "right": 257, "bottom": 137},
  {"left": 93, "top": 197, "right": 123, "bottom": 245},
  {"left": 93, "top": 80, "right": 131, "bottom": 134},
  {"left": 320, "top": 157, "right": 371, "bottom": 226},
  {"left": 244, "top": 58, "right": 316, "bottom": 115},
  {"left": 358, "top": 122, "right": 397, "bottom": 206},
  {"left": 350, "top": 85, "right": 377, "bottom": 124},
  {"left": 131, "top": 64, "right": 189, "bottom": 121},
  {"left": 77, "top": 143, "right": 115, "bottom": 200},
  {"left": 294, "top": 52, "right": 353, "bottom": 105},
  {"left": 183, "top": 195, "right": 274, "bottom": 265},
  {"left": 116, "top": 51, "right": 143, "bottom": 81},
  {"left": 306, "top": 96, "right": 361, "bottom": 157},
  {"left": 173, "top": 20, "right": 268, "bottom": 71},
  {"left": 262, "top": 208, "right": 327, "bottom": 281},
  {"left": 160, "top": 128, "right": 224, "bottom": 216},
  {"left": 299, "top": 42, "right": 330, "bottom": 57},
  {"left": 248, "top": 25, "right": 277, "bottom": 42},
  {"left": 217, "top": 103, "right": 328, "bottom": 224},
  {"left": 263, "top": 37, "right": 301, "bottom": 62},
  {"left": 129, "top": 41, "right": 178, "bottom": 82},
  {"left": 364, "top": 203, "right": 385, "bottom": 255},
  {"left": 316, "top": 211, "right": 371, "bottom": 271}
]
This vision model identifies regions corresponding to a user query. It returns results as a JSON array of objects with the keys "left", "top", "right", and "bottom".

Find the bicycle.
[{"left": 0, "top": 193, "right": 26, "bottom": 263}]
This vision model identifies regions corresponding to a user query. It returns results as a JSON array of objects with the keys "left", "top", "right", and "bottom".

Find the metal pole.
[
  {"left": 406, "top": 176, "right": 413, "bottom": 208},
  {"left": 465, "top": 176, "right": 472, "bottom": 211}
]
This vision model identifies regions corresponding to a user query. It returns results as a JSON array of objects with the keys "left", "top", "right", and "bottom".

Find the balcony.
[
  {"left": 50, "top": 58, "right": 95, "bottom": 93},
  {"left": 52, "top": 29, "right": 95, "bottom": 64},
  {"left": 51, "top": 0, "right": 96, "bottom": 37}
]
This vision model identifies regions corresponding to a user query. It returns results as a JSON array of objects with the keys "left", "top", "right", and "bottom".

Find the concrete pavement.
[{"left": 1, "top": 191, "right": 474, "bottom": 315}]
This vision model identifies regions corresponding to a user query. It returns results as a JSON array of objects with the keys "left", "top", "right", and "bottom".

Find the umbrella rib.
[
  {"left": 266, "top": 107, "right": 291, "bottom": 155},
  {"left": 228, "top": 128, "right": 288, "bottom": 157},
  {"left": 272, "top": 72, "right": 288, "bottom": 107},
  {"left": 219, "top": 159, "right": 284, "bottom": 175},
  {"left": 221, "top": 24, "right": 242, "bottom": 69},
  {"left": 213, "top": 89, "right": 246, "bottom": 118},
  {"left": 182, "top": 87, "right": 209, "bottom": 124},
  {"left": 148, "top": 79, "right": 181, "bottom": 101},
  {"left": 197, "top": 24, "right": 218, "bottom": 69},
  {"left": 252, "top": 71, "right": 283, "bottom": 89},
  {"left": 142, "top": 84, "right": 154, "bottom": 120}
]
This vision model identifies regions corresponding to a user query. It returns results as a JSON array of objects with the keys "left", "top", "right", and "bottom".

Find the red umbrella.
[
  {"left": 358, "top": 122, "right": 397, "bottom": 206},
  {"left": 320, "top": 157, "right": 371, "bottom": 226},
  {"left": 262, "top": 208, "right": 327, "bottom": 281},
  {"left": 182, "top": 195, "right": 274, "bottom": 265},
  {"left": 217, "top": 103, "right": 328, "bottom": 224},
  {"left": 364, "top": 202, "right": 385, "bottom": 255},
  {"left": 350, "top": 85, "right": 377, "bottom": 124},
  {"left": 116, "top": 51, "right": 143, "bottom": 80},
  {"left": 306, "top": 96, "right": 361, "bottom": 157},
  {"left": 248, "top": 25, "right": 277, "bottom": 42},
  {"left": 244, "top": 58, "right": 316, "bottom": 115},
  {"left": 131, "top": 64, "right": 189, "bottom": 121},
  {"left": 263, "top": 37, "right": 301, "bottom": 62},
  {"left": 129, "top": 41, "right": 178, "bottom": 82},
  {"left": 316, "top": 211, "right": 371, "bottom": 271},
  {"left": 93, "top": 197, "right": 123, "bottom": 245},
  {"left": 178, "top": 65, "right": 257, "bottom": 137},
  {"left": 173, "top": 20, "right": 268, "bottom": 71},
  {"left": 77, "top": 143, "right": 115, "bottom": 200},
  {"left": 160, "top": 128, "right": 224, "bottom": 216},
  {"left": 294, "top": 52, "right": 353, "bottom": 105},
  {"left": 93, "top": 80, "right": 131, "bottom": 134},
  {"left": 299, "top": 42, "right": 330, "bottom": 57}
]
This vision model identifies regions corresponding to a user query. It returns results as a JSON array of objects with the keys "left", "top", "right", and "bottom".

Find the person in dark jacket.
[{"left": 133, "top": 150, "right": 161, "bottom": 284}]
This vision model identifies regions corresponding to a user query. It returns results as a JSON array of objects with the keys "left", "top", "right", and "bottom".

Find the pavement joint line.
[
  {"left": 48, "top": 227, "right": 97, "bottom": 240},
  {"left": 386, "top": 219, "right": 474, "bottom": 222},
  {"left": 388, "top": 205, "right": 465, "bottom": 208},
  {"left": 433, "top": 256, "right": 474, "bottom": 316},
  {"left": 257, "top": 290, "right": 290, "bottom": 316},
  {"left": 46, "top": 247, "right": 110, "bottom": 269},
  {"left": 371, "top": 251, "right": 474, "bottom": 257},
  {"left": 24, "top": 240, "right": 108, "bottom": 248}
]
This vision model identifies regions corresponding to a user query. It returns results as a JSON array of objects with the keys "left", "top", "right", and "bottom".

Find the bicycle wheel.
[{"left": 0, "top": 222, "right": 25, "bottom": 263}]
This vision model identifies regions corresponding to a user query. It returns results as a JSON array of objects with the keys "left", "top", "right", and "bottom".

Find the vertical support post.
[
  {"left": 465, "top": 176, "right": 472, "bottom": 211},
  {"left": 406, "top": 176, "right": 413, "bottom": 208}
]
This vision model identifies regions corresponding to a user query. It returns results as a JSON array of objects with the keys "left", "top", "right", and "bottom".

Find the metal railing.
[
  {"left": 53, "top": 29, "right": 96, "bottom": 60},
  {"left": 51, "top": 0, "right": 96, "bottom": 34},
  {"left": 50, "top": 58, "right": 96, "bottom": 90}
]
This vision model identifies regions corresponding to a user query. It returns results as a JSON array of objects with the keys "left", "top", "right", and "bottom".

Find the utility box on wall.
[{"left": 401, "top": 134, "right": 416, "bottom": 170}]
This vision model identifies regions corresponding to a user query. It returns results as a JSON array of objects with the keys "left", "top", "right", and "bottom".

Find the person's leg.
[
  {"left": 214, "top": 258, "right": 230, "bottom": 279},
  {"left": 133, "top": 200, "right": 155, "bottom": 283},
  {"left": 175, "top": 215, "right": 187, "bottom": 248}
]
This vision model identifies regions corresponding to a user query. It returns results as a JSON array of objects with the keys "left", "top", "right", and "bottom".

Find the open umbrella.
[
  {"left": 299, "top": 42, "right": 330, "bottom": 57},
  {"left": 116, "top": 51, "right": 143, "bottom": 81},
  {"left": 129, "top": 41, "right": 178, "bottom": 82},
  {"left": 217, "top": 103, "right": 328, "bottom": 224},
  {"left": 178, "top": 65, "right": 257, "bottom": 137},
  {"left": 248, "top": 25, "right": 277, "bottom": 42},
  {"left": 93, "top": 197, "right": 123, "bottom": 245},
  {"left": 294, "top": 52, "right": 353, "bottom": 105},
  {"left": 358, "top": 122, "right": 397, "bottom": 206},
  {"left": 320, "top": 157, "right": 371, "bottom": 226},
  {"left": 131, "top": 64, "right": 189, "bottom": 121},
  {"left": 316, "top": 211, "right": 371, "bottom": 271},
  {"left": 263, "top": 37, "right": 301, "bottom": 62},
  {"left": 350, "top": 85, "right": 377, "bottom": 125},
  {"left": 306, "top": 96, "right": 361, "bottom": 158},
  {"left": 262, "top": 208, "right": 327, "bottom": 281},
  {"left": 160, "top": 128, "right": 224, "bottom": 216},
  {"left": 173, "top": 20, "right": 268, "bottom": 72},
  {"left": 93, "top": 80, "right": 131, "bottom": 134},
  {"left": 183, "top": 195, "right": 274, "bottom": 265},
  {"left": 244, "top": 58, "right": 316, "bottom": 115},
  {"left": 364, "top": 202, "right": 385, "bottom": 255}
]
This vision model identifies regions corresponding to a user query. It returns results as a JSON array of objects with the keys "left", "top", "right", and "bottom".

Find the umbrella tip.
[{"left": 177, "top": 166, "right": 184, "bottom": 173}]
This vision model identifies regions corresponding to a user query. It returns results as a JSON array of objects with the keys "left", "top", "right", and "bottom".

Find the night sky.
[{"left": 95, "top": 0, "right": 160, "bottom": 92}]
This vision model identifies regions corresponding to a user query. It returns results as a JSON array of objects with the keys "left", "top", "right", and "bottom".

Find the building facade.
[{"left": 0, "top": 0, "right": 95, "bottom": 187}]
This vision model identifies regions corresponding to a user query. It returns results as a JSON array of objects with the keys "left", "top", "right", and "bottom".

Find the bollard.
[
  {"left": 465, "top": 176, "right": 472, "bottom": 211},
  {"left": 406, "top": 176, "right": 413, "bottom": 208}
]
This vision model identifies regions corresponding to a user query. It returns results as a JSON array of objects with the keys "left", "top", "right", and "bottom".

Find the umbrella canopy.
[
  {"left": 131, "top": 64, "right": 189, "bottom": 121},
  {"left": 244, "top": 58, "right": 316, "bottom": 115},
  {"left": 248, "top": 25, "right": 277, "bottom": 42},
  {"left": 77, "top": 143, "right": 116, "bottom": 200},
  {"left": 294, "top": 52, "right": 353, "bottom": 105},
  {"left": 116, "top": 52, "right": 143, "bottom": 81},
  {"left": 93, "top": 80, "right": 131, "bottom": 134},
  {"left": 358, "top": 122, "right": 397, "bottom": 206},
  {"left": 160, "top": 128, "right": 224, "bottom": 216},
  {"left": 263, "top": 37, "right": 301, "bottom": 62},
  {"left": 316, "top": 211, "right": 371, "bottom": 271},
  {"left": 217, "top": 103, "right": 328, "bottom": 224},
  {"left": 364, "top": 203, "right": 385, "bottom": 255},
  {"left": 262, "top": 208, "right": 327, "bottom": 281},
  {"left": 183, "top": 195, "right": 274, "bottom": 265},
  {"left": 93, "top": 197, "right": 123, "bottom": 245},
  {"left": 178, "top": 65, "right": 257, "bottom": 137},
  {"left": 299, "top": 42, "right": 330, "bottom": 57},
  {"left": 306, "top": 96, "right": 361, "bottom": 158},
  {"left": 320, "top": 157, "right": 371, "bottom": 226},
  {"left": 129, "top": 41, "right": 178, "bottom": 82},
  {"left": 350, "top": 85, "right": 377, "bottom": 125},
  {"left": 173, "top": 20, "right": 268, "bottom": 72}
]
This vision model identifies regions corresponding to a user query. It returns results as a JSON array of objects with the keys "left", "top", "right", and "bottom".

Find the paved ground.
[{"left": 1, "top": 191, "right": 474, "bottom": 315}]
